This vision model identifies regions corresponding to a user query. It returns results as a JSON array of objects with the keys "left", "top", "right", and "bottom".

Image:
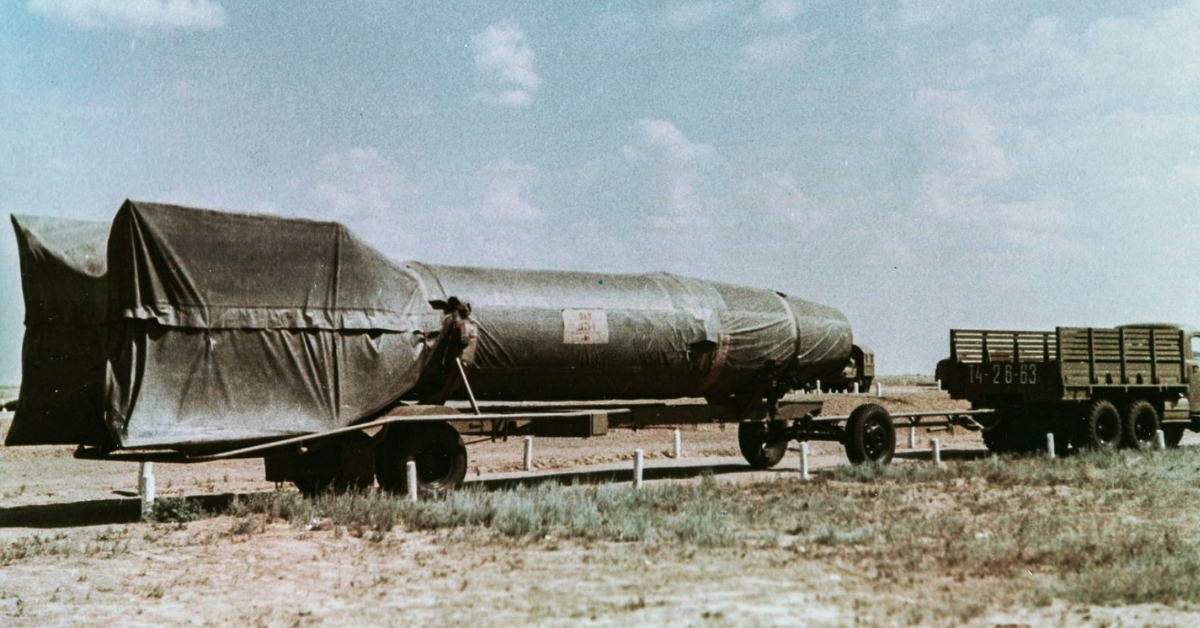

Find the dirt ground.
[{"left": 1, "top": 390, "right": 1197, "bottom": 626}]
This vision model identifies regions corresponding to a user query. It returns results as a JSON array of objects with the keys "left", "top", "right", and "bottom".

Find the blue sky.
[{"left": 2, "top": 0, "right": 1199, "bottom": 384}]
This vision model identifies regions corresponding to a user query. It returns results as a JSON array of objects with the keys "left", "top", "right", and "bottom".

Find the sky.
[{"left": 2, "top": 0, "right": 1200, "bottom": 384}]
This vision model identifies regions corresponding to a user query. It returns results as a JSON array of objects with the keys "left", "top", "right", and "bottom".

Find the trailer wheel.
[
  {"left": 844, "top": 403, "right": 895, "bottom": 465},
  {"left": 1120, "top": 400, "right": 1159, "bottom": 450},
  {"left": 1164, "top": 426, "right": 1186, "bottom": 448},
  {"left": 376, "top": 422, "right": 467, "bottom": 496},
  {"left": 737, "top": 421, "right": 789, "bottom": 469},
  {"left": 1079, "top": 400, "right": 1121, "bottom": 450}
]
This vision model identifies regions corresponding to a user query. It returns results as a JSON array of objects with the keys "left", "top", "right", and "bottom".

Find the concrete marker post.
[
  {"left": 931, "top": 438, "right": 943, "bottom": 468},
  {"left": 672, "top": 429, "right": 682, "bottom": 459},
  {"left": 1155, "top": 429, "right": 1166, "bottom": 451},
  {"left": 633, "top": 449, "right": 645, "bottom": 490},
  {"left": 800, "top": 442, "right": 810, "bottom": 481},
  {"left": 1046, "top": 433, "right": 1056, "bottom": 459},
  {"left": 406, "top": 460, "right": 418, "bottom": 502},
  {"left": 908, "top": 426, "right": 916, "bottom": 450},
  {"left": 876, "top": 382, "right": 883, "bottom": 398},
  {"left": 815, "top": 380, "right": 821, "bottom": 394},
  {"left": 139, "top": 462, "right": 155, "bottom": 519},
  {"left": 523, "top": 436, "right": 534, "bottom": 471},
  {"left": 853, "top": 382, "right": 860, "bottom": 395}
]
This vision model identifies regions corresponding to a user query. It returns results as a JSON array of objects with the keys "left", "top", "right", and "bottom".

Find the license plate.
[{"left": 967, "top": 362, "right": 1040, "bottom": 385}]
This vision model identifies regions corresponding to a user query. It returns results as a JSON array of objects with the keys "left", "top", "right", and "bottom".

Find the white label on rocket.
[{"left": 562, "top": 309, "right": 609, "bottom": 344}]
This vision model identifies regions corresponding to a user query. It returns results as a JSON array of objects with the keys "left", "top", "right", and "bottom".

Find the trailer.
[
  {"left": 10, "top": 201, "right": 911, "bottom": 496},
  {"left": 935, "top": 326, "right": 1200, "bottom": 453}
]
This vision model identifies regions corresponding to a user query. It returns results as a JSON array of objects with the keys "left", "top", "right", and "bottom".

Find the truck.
[
  {"left": 935, "top": 325, "right": 1200, "bottom": 453},
  {"left": 8, "top": 201, "right": 934, "bottom": 496},
  {"left": 809, "top": 344, "right": 873, "bottom": 393}
]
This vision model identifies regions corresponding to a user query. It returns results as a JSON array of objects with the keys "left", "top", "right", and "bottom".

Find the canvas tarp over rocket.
[
  {"left": 9, "top": 200, "right": 853, "bottom": 452},
  {"left": 102, "top": 201, "right": 434, "bottom": 448},
  {"left": 403, "top": 263, "right": 852, "bottom": 402},
  {"left": 7, "top": 215, "right": 111, "bottom": 446}
]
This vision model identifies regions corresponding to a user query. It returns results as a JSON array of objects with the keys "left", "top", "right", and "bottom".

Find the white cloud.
[
  {"left": 964, "top": 3, "right": 1200, "bottom": 107},
  {"left": 663, "top": 2, "right": 729, "bottom": 29},
  {"left": 472, "top": 20, "right": 540, "bottom": 109},
  {"left": 738, "top": 31, "right": 808, "bottom": 70},
  {"left": 913, "top": 89, "right": 1014, "bottom": 203},
  {"left": 477, "top": 159, "right": 543, "bottom": 221},
  {"left": 896, "top": 0, "right": 974, "bottom": 29},
  {"left": 312, "top": 147, "right": 416, "bottom": 222},
  {"left": 1079, "top": 2, "right": 1200, "bottom": 94},
  {"left": 910, "top": 89, "right": 1068, "bottom": 250},
  {"left": 28, "top": 0, "right": 226, "bottom": 31},
  {"left": 742, "top": 172, "right": 826, "bottom": 227},
  {"left": 623, "top": 119, "right": 715, "bottom": 162},
  {"left": 757, "top": 0, "right": 804, "bottom": 23},
  {"left": 1175, "top": 164, "right": 1200, "bottom": 188},
  {"left": 623, "top": 119, "right": 715, "bottom": 223}
]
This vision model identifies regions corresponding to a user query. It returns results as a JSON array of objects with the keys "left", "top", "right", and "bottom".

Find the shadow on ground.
[{"left": 0, "top": 493, "right": 244, "bottom": 529}]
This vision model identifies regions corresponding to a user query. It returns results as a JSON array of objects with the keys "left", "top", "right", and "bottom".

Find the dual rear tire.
[{"left": 1079, "top": 398, "right": 1163, "bottom": 451}]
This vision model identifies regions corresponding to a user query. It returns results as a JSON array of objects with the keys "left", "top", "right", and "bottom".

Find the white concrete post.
[
  {"left": 815, "top": 380, "right": 821, "bottom": 394},
  {"left": 853, "top": 382, "right": 860, "bottom": 395},
  {"left": 139, "top": 462, "right": 155, "bottom": 518},
  {"left": 138, "top": 461, "right": 152, "bottom": 495},
  {"left": 523, "top": 436, "right": 534, "bottom": 471},
  {"left": 672, "top": 429, "right": 682, "bottom": 459},
  {"left": 936, "top": 379, "right": 943, "bottom": 392},
  {"left": 1155, "top": 430, "right": 1166, "bottom": 451},
  {"left": 931, "top": 438, "right": 943, "bottom": 468},
  {"left": 908, "top": 426, "right": 916, "bottom": 450},
  {"left": 876, "top": 382, "right": 883, "bottom": 397},
  {"left": 406, "top": 460, "right": 418, "bottom": 502},
  {"left": 1046, "top": 433, "right": 1056, "bottom": 459},
  {"left": 799, "top": 442, "right": 810, "bottom": 481},
  {"left": 633, "top": 449, "right": 644, "bottom": 490}
]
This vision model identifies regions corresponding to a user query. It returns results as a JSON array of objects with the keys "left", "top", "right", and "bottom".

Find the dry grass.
[
  {"left": 207, "top": 448, "right": 1200, "bottom": 612},
  {"left": 6, "top": 435, "right": 1200, "bottom": 624}
]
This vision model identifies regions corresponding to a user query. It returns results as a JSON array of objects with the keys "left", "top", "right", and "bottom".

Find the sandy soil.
[{"left": 1, "top": 390, "right": 1196, "bottom": 626}]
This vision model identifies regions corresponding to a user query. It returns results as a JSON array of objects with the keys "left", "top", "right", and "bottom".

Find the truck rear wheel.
[
  {"left": 1120, "top": 400, "right": 1159, "bottom": 450},
  {"left": 844, "top": 403, "right": 895, "bottom": 465},
  {"left": 1079, "top": 400, "right": 1121, "bottom": 450},
  {"left": 738, "top": 420, "right": 789, "bottom": 469},
  {"left": 376, "top": 422, "right": 467, "bottom": 496}
]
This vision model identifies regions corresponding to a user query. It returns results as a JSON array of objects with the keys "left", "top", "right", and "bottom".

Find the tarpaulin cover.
[
  {"left": 100, "top": 201, "right": 432, "bottom": 448},
  {"left": 9, "top": 200, "right": 852, "bottom": 451},
  {"left": 7, "top": 215, "right": 111, "bottom": 446},
  {"left": 404, "top": 263, "right": 852, "bottom": 401}
]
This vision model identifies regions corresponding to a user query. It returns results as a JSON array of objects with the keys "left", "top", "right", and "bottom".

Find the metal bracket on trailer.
[{"left": 804, "top": 408, "right": 994, "bottom": 425}]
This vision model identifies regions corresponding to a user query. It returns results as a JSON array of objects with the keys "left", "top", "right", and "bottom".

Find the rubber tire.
[
  {"left": 738, "top": 421, "right": 789, "bottom": 469},
  {"left": 1120, "top": 400, "right": 1159, "bottom": 450},
  {"left": 844, "top": 403, "right": 895, "bottom": 465},
  {"left": 1079, "top": 399, "right": 1122, "bottom": 451},
  {"left": 376, "top": 422, "right": 467, "bottom": 496},
  {"left": 1164, "top": 425, "right": 1186, "bottom": 448}
]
